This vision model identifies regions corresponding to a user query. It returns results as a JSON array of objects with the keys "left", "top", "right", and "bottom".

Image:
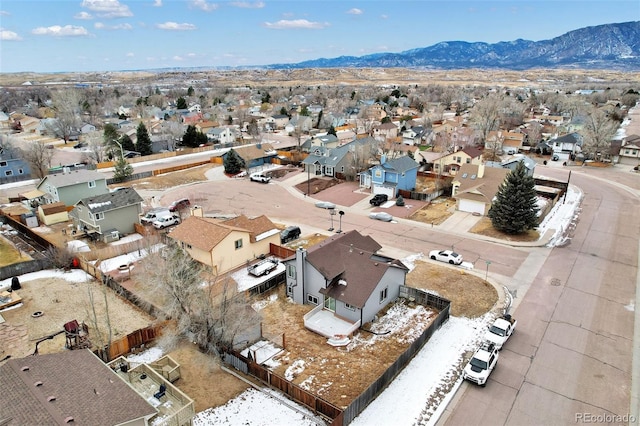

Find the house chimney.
[
  {"left": 380, "top": 154, "right": 387, "bottom": 164},
  {"left": 190, "top": 205, "right": 203, "bottom": 217},
  {"left": 477, "top": 164, "right": 485, "bottom": 178}
]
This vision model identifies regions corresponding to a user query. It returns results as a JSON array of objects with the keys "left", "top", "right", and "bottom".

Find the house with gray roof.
[
  {"left": 0, "top": 349, "right": 158, "bottom": 426},
  {"left": 284, "top": 230, "right": 409, "bottom": 337},
  {"left": 36, "top": 169, "right": 109, "bottom": 207},
  {"left": 70, "top": 187, "right": 143, "bottom": 242}
]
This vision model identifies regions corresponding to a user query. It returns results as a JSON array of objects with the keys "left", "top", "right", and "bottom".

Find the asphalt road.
[{"left": 439, "top": 165, "right": 640, "bottom": 425}]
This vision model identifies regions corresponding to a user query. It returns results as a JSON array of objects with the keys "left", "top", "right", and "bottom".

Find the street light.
[
  {"left": 337, "top": 210, "right": 344, "bottom": 233},
  {"left": 485, "top": 260, "right": 492, "bottom": 282},
  {"left": 328, "top": 208, "right": 336, "bottom": 231}
]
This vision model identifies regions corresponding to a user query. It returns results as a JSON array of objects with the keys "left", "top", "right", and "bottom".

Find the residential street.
[{"left": 439, "top": 164, "right": 640, "bottom": 425}]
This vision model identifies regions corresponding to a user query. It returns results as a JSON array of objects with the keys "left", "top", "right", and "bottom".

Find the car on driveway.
[
  {"left": 152, "top": 214, "right": 181, "bottom": 229},
  {"left": 370, "top": 194, "right": 389, "bottom": 206},
  {"left": 429, "top": 249, "right": 463, "bottom": 265},
  {"left": 315, "top": 201, "right": 336, "bottom": 209},
  {"left": 369, "top": 212, "right": 393, "bottom": 222},
  {"left": 250, "top": 172, "right": 271, "bottom": 183}
]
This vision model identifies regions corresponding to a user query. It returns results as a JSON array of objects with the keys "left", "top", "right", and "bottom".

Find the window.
[
  {"left": 466, "top": 158, "right": 471, "bottom": 164},
  {"left": 77, "top": 206, "right": 82, "bottom": 213},
  {"left": 88, "top": 181, "right": 96, "bottom": 188},
  {"left": 307, "top": 294, "right": 319, "bottom": 305},
  {"left": 18, "top": 168, "right": 23, "bottom": 174},
  {"left": 234, "top": 239, "right": 243, "bottom": 249},
  {"left": 95, "top": 212, "right": 104, "bottom": 221},
  {"left": 287, "top": 264, "right": 296, "bottom": 279},
  {"left": 379, "top": 287, "right": 388, "bottom": 303},
  {"left": 5, "top": 170, "right": 12, "bottom": 176},
  {"left": 345, "top": 303, "right": 356, "bottom": 311},
  {"left": 0, "top": 161, "right": 6, "bottom": 167}
]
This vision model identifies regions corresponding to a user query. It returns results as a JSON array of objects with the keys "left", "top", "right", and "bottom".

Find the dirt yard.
[
  {"left": 409, "top": 197, "right": 457, "bottom": 225},
  {"left": 469, "top": 217, "right": 540, "bottom": 242},
  {"left": 119, "top": 163, "right": 218, "bottom": 191}
]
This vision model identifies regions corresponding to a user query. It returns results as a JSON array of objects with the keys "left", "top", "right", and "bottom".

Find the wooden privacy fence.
[
  {"left": 222, "top": 286, "right": 451, "bottom": 425},
  {"left": 102, "top": 323, "right": 164, "bottom": 361}
]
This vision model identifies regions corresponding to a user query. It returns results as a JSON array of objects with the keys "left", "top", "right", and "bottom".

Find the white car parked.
[
  {"left": 429, "top": 249, "right": 463, "bottom": 265},
  {"left": 152, "top": 214, "right": 181, "bottom": 229},
  {"left": 250, "top": 172, "right": 271, "bottom": 183}
]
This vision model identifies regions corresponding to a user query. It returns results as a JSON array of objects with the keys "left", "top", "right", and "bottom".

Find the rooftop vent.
[
  {"left": 21, "top": 366, "right": 30, "bottom": 371},
  {"left": 64, "top": 416, "right": 74, "bottom": 423},
  {"left": 338, "top": 279, "right": 347, "bottom": 286},
  {"left": 34, "top": 381, "right": 43, "bottom": 387},
  {"left": 47, "top": 396, "right": 56, "bottom": 402}
]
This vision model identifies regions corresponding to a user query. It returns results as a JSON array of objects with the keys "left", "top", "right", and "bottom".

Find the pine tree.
[
  {"left": 112, "top": 157, "right": 133, "bottom": 183},
  {"left": 224, "top": 149, "right": 244, "bottom": 175},
  {"left": 487, "top": 161, "right": 539, "bottom": 234},
  {"left": 136, "top": 122, "right": 153, "bottom": 156},
  {"left": 120, "top": 134, "right": 135, "bottom": 153}
]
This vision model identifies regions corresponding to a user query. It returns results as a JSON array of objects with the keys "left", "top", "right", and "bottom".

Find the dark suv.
[
  {"left": 280, "top": 226, "right": 301, "bottom": 243},
  {"left": 169, "top": 198, "right": 191, "bottom": 212},
  {"left": 369, "top": 194, "right": 389, "bottom": 206}
]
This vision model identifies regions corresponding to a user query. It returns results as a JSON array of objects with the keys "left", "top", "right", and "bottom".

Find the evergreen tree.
[
  {"left": 176, "top": 97, "right": 188, "bottom": 110},
  {"left": 224, "top": 149, "right": 244, "bottom": 175},
  {"left": 112, "top": 157, "right": 133, "bottom": 183},
  {"left": 488, "top": 161, "right": 539, "bottom": 234},
  {"left": 120, "top": 134, "right": 136, "bottom": 153},
  {"left": 187, "top": 86, "right": 194, "bottom": 96},
  {"left": 136, "top": 122, "right": 153, "bottom": 155},
  {"left": 182, "top": 125, "right": 207, "bottom": 147},
  {"left": 327, "top": 125, "right": 337, "bottom": 136}
]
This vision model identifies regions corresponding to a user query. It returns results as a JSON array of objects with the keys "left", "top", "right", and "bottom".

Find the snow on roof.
[{"left": 88, "top": 201, "right": 112, "bottom": 209}]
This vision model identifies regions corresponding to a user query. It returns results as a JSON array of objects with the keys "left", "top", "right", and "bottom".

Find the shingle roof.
[
  {"left": 382, "top": 155, "right": 419, "bottom": 173},
  {"left": 76, "top": 187, "right": 143, "bottom": 213},
  {"left": 0, "top": 349, "right": 156, "bottom": 426},
  {"left": 454, "top": 164, "right": 509, "bottom": 204},
  {"left": 168, "top": 216, "right": 246, "bottom": 251},
  {"left": 222, "top": 214, "right": 278, "bottom": 242},
  {"left": 305, "top": 230, "right": 406, "bottom": 308},
  {"left": 38, "top": 169, "right": 105, "bottom": 189},
  {"left": 228, "top": 143, "right": 276, "bottom": 162}
]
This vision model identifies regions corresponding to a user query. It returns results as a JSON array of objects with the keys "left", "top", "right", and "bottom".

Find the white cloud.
[
  {"left": 153, "top": 0, "right": 163, "bottom": 6},
  {"left": 347, "top": 8, "right": 363, "bottom": 15},
  {"left": 31, "top": 25, "right": 90, "bottom": 37},
  {"left": 263, "top": 19, "right": 329, "bottom": 30},
  {"left": 95, "top": 22, "right": 132, "bottom": 30},
  {"left": 0, "top": 29, "right": 21, "bottom": 41},
  {"left": 156, "top": 21, "right": 197, "bottom": 30},
  {"left": 380, "top": 14, "right": 388, "bottom": 19},
  {"left": 0, "top": 11, "right": 10, "bottom": 16},
  {"left": 189, "top": 0, "right": 219, "bottom": 12},
  {"left": 75, "top": 11, "right": 93, "bottom": 20},
  {"left": 173, "top": 55, "right": 184, "bottom": 61},
  {"left": 126, "top": 52, "right": 134, "bottom": 57},
  {"left": 230, "top": 1, "right": 265, "bottom": 8},
  {"left": 81, "top": 0, "right": 133, "bottom": 18}
]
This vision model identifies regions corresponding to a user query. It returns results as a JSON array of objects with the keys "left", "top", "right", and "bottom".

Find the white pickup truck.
[
  {"left": 485, "top": 314, "right": 517, "bottom": 350},
  {"left": 463, "top": 342, "right": 499, "bottom": 387}
]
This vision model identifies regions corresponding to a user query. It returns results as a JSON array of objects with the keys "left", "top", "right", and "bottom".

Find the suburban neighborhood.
[{"left": 0, "top": 67, "right": 639, "bottom": 425}]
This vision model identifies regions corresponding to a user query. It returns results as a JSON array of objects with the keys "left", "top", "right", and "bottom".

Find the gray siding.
[
  {"left": 59, "top": 180, "right": 109, "bottom": 206},
  {"left": 361, "top": 268, "right": 403, "bottom": 324}
]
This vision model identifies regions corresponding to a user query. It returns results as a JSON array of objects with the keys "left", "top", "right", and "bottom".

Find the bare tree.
[
  {"left": 139, "top": 242, "right": 261, "bottom": 356},
  {"left": 82, "top": 131, "right": 107, "bottom": 164},
  {"left": 85, "top": 275, "right": 113, "bottom": 361},
  {"left": 581, "top": 108, "right": 619, "bottom": 160},
  {"left": 48, "top": 89, "right": 83, "bottom": 144},
  {"left": 19, "top": 138, "right": 54, "bottom": 179},
  {"left": 162, "top": 121, "right": 185, "bottom": 151},
  {"left": 468, "top": 93, "right": 503, "bottom": 145}
]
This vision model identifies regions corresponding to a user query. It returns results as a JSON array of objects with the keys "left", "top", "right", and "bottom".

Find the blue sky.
[{"left": 0, "top": 0, "right": 638, "bottom": 73}]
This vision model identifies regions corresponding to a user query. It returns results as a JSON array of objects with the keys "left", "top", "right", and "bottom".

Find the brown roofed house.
[
  {"left": 168, "top": 214, "right": 280, "bottom": 274},
  {"left": 452, "top": 163, "right": 509, "bottom": 215},
  {"left": 0, "top": 349, "right": 157, "bottom": 425},
  {"left": 283, "top": 230, "right": 409, "bottom": 338}
]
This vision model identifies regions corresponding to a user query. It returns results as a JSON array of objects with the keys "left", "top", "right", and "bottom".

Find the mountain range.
[{"left": 267, "top": 21, "right": 640, "bottom": 71}]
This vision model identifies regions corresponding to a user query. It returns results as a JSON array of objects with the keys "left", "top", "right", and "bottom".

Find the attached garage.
[
  {"left": 372, "top": 184, "right": 395, "bottom": 199},
  {"left": 457, "top": 198, "right": 486, "bottom": 215}
]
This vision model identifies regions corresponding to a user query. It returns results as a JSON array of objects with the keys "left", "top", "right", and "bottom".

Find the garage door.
[
  {"left": 459, "top": 199, "right": 486, "bottom": 215},
  {"left": 373, "top": 185, "right": 395, "bottom": 199}
]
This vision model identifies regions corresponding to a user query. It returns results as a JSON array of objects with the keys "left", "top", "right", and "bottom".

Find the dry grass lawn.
[
  {"left": 469, "top": 217, "right": 540, "bottom": 242},
  {"left": 409, "top": 197, "right": 457, "bottom": 225},
  {"left": 118, "top": 163, "right": 219, "bottom": 191}
]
